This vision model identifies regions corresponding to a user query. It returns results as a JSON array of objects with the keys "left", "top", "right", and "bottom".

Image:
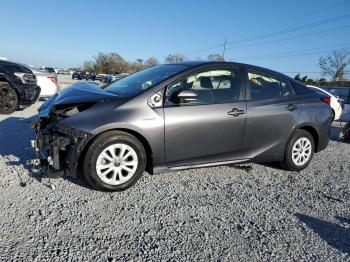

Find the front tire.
[
  {"left": 83, "top": 131, "right": 146, "bottom": 191},
  {"left": 0, "top": 82, "right": 18, "bottom": 114},
  {"left": 282, "top": 130, "right": 315, "bottom": 171}
]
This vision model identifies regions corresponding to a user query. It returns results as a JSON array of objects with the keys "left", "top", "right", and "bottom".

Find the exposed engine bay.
[
  {"left": 31, "top": 81, "right": 122, "bottom": 178},
  {"left": 32, "top": 103, "right": 95, "bottom": 177}
]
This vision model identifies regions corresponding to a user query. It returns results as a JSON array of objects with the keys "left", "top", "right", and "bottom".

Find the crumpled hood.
[{"left": 38, "top": 81, "right": 120, "bottom": 117}]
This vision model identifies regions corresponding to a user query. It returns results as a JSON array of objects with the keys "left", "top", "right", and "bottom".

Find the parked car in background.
[
  {"left": 321, "top": 86, "right": 350, "bottom": 104},
  {"left": 307, "top": 85, "right": 342, "bottom": 121},
  {"left": 101, "top": 74, "right": 112, "bottom": 85},
  {"left": 85, "top": 72, "right": 96, "bottom": 81},
  {"left": 100, "top": 73, "right": 129, "bottom": 88},
  {"left": 34, "top": 61, "right": 331, "bottom": 191},
  {"left": 72, "top": 71, "right": 86, "bottom": 80},
  {"left": 44, "top": 67, "right": 56, "bottom": 75},
  {"left": 321, "top": 86, "right": 350, "bottom": 122},
  {"left": 114, "top": 73, "right": 129, "bottom": 81},
  {"left": 32, "top": 69, "right": 60, "bottom": 99},
  {"left": 57, "top": 69, "right": 69, "bottom": 75},
  {"left": 95, "top": 74, "right": 107, "bottom": 82},
  {"left": 0, "top": 59, "right": 40, "bottom": 114}
]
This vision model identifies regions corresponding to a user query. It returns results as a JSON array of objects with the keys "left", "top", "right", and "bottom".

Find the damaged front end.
[
  {"left": 31, "top": 82, "right": 120, "bottom": 178},
  {"left": 32, "top": 104, "right": 94, "bottom": 178}
]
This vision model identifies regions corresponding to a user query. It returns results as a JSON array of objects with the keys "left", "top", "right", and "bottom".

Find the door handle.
[
  {"left": 285, "top": 104, "right": 298, "bottom": 111},
  {"left": 228, "top": 108, "right": 245, "bottom": 117}
]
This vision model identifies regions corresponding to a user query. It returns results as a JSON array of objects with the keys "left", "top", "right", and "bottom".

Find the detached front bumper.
[{"left": 32, "top": 121, "right": 93, "bottom": 177}]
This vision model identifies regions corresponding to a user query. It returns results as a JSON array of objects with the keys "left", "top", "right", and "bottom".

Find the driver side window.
[{"left": 165, "top": 69, "right": 240, "bottom": 106}]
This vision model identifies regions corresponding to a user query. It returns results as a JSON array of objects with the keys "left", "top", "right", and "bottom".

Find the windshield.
[{"left": 105, "top": 64, "right": 187, "bottom": 97}]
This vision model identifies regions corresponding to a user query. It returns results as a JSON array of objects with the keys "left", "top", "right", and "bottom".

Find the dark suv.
[
  {"left": 72, "top": 71, "right": 86, "bottom": 80},
  {"left": 34, "top": 61, "right": 331, "bottom": 191},
  {"left": 0, "top": 60, "right": 40, "bottom": 114}
]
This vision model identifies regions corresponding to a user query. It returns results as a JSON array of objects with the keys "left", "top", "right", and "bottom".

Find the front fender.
[{"left": 59, "top": 101, "right": 165, "bottom": 165}]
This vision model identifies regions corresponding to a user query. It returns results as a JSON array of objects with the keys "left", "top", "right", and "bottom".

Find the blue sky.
[{"left": 1, "top": 0, "right": 350, "bottom": 79}]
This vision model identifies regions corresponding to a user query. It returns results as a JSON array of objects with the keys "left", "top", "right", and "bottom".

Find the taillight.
[
  {"left": 321, "top": 96, "right": 331, "bottom": 104},
  {"left": 48, "top": 76, "right": 57, "bottom": 83}
]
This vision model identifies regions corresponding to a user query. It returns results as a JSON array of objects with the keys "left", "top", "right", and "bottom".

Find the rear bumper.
[
  {"left": 17, "top": 84, "right": 41, "bottom": 105},
  {"left": 317, "top": 125, "right": 330, "bottom": 152}
]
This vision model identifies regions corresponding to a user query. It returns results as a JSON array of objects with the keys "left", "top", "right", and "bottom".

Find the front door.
[{"left": 163, "top": 67, "right": 247, "bottom": 167}]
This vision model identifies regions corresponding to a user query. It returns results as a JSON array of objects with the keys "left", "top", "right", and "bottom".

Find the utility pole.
[{"left": 222, "top": 36, "right": 228, "bottom": 61}]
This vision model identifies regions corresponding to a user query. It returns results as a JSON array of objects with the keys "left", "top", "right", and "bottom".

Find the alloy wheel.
[
  {"left": 96, "top": 143, "right": 138, "bottom": 185},
  {"left": 291, "top": 137, "right": 312, "bottom": 166},
  {"left": 0, "top": 86, "right": 17, "bottom": 114}
]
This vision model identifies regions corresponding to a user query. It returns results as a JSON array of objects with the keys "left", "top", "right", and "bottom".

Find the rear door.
[
  {"left": 243, "top": 68, "right": 301, "bottom": 159},
  {"left": 163, "top": 65, "right": 247, "bottom": 167}
]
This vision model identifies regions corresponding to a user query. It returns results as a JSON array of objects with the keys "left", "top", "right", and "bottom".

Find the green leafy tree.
[
  {"left": 301, "top": 76, "right": 308, "bottom": 83},
  {"left": 294, "top": 73, "right": 301, "bottom": 81}
]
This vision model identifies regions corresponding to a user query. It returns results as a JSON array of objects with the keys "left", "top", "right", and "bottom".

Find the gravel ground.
[{"left": 0, "top": 88, "right": 349, "bottom": 261}]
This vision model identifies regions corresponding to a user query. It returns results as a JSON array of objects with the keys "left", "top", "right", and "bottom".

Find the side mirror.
[{"left": 176, "top": 90, "right": 198, "bottom": 103}]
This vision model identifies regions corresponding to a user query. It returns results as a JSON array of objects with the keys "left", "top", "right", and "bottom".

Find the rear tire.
[
  {"left": 0, "top": 82, "right": 18, "bottom": 114},
  {"left": 281, "top": 130, "right": 315, "bottom": 171},
  {"left": 83, "top": 131, "right": 146, "bottom": 191}
]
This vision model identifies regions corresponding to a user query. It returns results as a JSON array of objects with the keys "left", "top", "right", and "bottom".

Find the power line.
[
  {"left": 232, "top": 13, "right": 350, "bottom": 44},
  {"left": 234, "top": 43, "right": 350, "bottom": 60},
  {"left": 186, "top": 44, "right": 223, "bottom": 56},
  {"left": 185, "top": 13, "right": 350, "bottom": 56},
  {"left": 232, "top": 24, "right": 350, "bottom": 48},
  {"left": 245, "top": 42, "right": 350, "bottom": 58},
  {"left": 186, "top": 37, "right": 229, "bottom": 58}
]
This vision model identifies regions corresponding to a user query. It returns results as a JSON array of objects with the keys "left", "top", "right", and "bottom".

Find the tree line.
[
  {"left": 75, "top": 52, "right": 225, "bottom": 75},
  {"left": 80, "top": 53, "right": 160, "bottom": 75},
  {"left": 295, "top": 49, "right": 350, "bottom": 87},
  {"left": 75, "top": 49, "right": 350, "bottom": 86}
]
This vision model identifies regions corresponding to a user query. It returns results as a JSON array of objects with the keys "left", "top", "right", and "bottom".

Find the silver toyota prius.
[{"left": 33, "top": 61, "right": 331, "bottom": 191}]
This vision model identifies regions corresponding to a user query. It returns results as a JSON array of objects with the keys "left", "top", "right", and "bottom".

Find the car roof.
[{"left": 165, "top": 61, "right": 294, "bottom": 81}]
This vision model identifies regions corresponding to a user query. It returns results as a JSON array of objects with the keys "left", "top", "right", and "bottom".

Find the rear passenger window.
[
  {"left": 247, "top": 71, "right": 295, "bottom": 100},
  {"left": 165, "top": 69, "right": 240, "bottom": 105}
]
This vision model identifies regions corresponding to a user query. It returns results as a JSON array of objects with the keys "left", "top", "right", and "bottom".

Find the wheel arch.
[
  {"left": 331, "top": 108, "right": 335, "bottom": 122},
  {"left": 290, "top": 124, "right": 320, "bottom": 152},
  {"left": 0, "top": 74, "right": 20, "bottom": 99},
  {"left": 78, "top": 128, "right": 154, "bottom": 174}
]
